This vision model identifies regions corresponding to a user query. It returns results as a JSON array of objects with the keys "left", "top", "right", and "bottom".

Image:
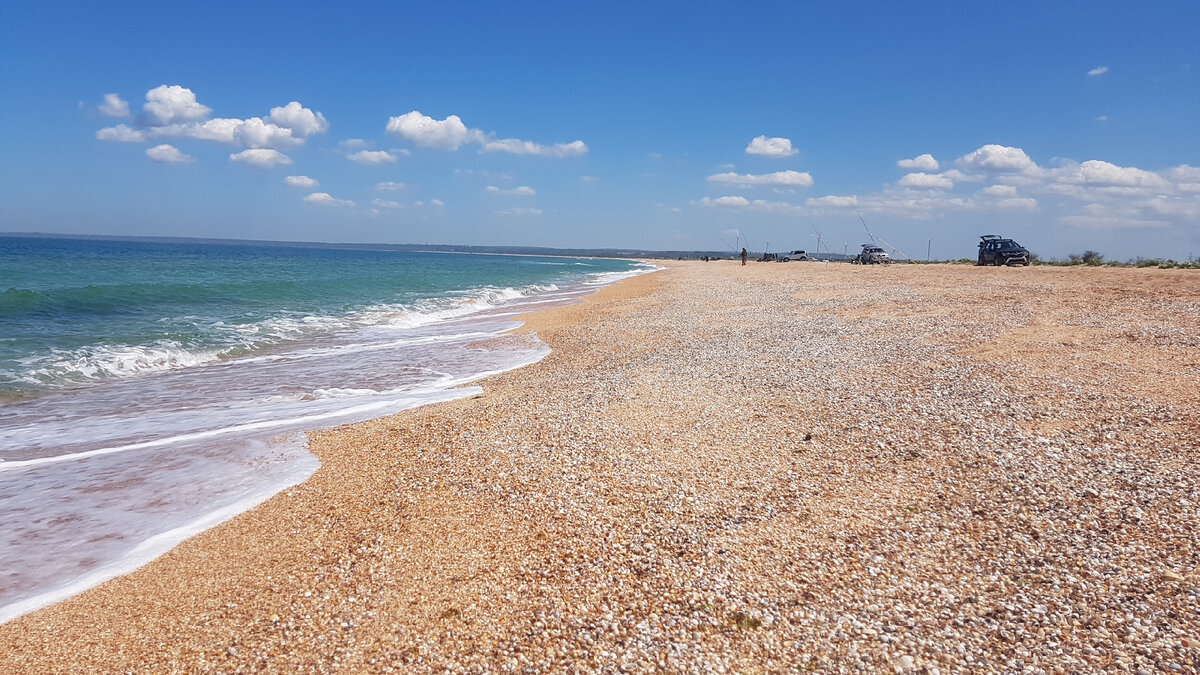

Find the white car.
[{"left": 779, "top": 249, "right": 810, "bottom": 262}]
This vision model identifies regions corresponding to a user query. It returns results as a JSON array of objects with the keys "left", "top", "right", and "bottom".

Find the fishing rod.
[
  {"left": 854, "top": 208, "right": 910, "bottom": 260},
  {"left": 716, "top": 233, "right": 737, "bottom": 254}
]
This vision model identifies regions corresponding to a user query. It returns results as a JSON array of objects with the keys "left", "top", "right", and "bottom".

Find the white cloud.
[
  {"left": 481, "top": 138, "right": 588, "bottom": 157},
  {"left": 304, "top": 192, "right": 355, "bottom": 207},
  {"left": 898, "top": 172, "right": 953, "bottom": 189},
  {"left": 347, "top": 150, "right": 398, "bottom": 165},
  {"left": 898, "top": 153, "right": 939, "bottom": 171},
  {"left": 285, "top": 175, "right": 319, "bottom": 189},
  {"left": 745, "top": 135, "right": 798, "bottom": 158},
  {"left": 981, "top": 184, "right": 1017, "bottom": 197},
  {"left": 993, "top": 197, "right": 1039, "bottom": 210},
  {"left": 99, "top": 93, "right": 129, "bottom": 117},
  {"left": 267, "top": 101, "right": 329, "bottom": 137},
  {"left": 695, "top": 196, "right": 800, "bottom": 213},
  {"left": 703, "top": 195, "right": 749, "bottom": 207},
  {"left": 230, "top": 148, "right": 292, "bottom": 169},
  {"left": 95, "top": 86, "right": 325, "bottom": 153},
  {"left": 371, "top": 199, "right": 403, "bottom": 209},
  {"left": 580, "top": 175, "right": 597, "bottom": 182},
  {"left": 145, "top": 144, "right": 194, "bottom": 164},
  {"left": 1056, "top": 160, "right": 1168, "bottom": 188},
  {"left": 430, "top": 199, "right": 444, "bottom": 207},
  {"left": 1088, "top": 66, "right": 1109, "bottom": 77},
  {"left": 233, "top": 117, "right": 302, "bottom": 149},
  {"left": 386, "top": 111, "right": 480, "bottom": 150},
  {"left": 941, "top": 169, "right": 983, "bottom": 183},
  {"left": 805, "top": 195, "right": 859, "bottom": 208},
  {"left": 486, "top": 185, "right": 536, "bottom": 196},
  {"left": 96, "top": 124, "right": 145, "bottom": 142},
  {"left": 957, "top": 144, "right": 1039, "bottom": 173},
  {"left": 386, "top": 110, "right": 587, "bottom": 157},
  {"left": 494, "top": 207, "right": 542, "bottom": 216},
  {"left": 707, "top": 170, "right": 813, "bottom": 187},
  {"left": 1169, "top": 165, "right": 1200, "bottom": 193},
  {"left": 375, "top": 181, "right": 407, "bottom": 191},
  {"left": 142, "top": 85, "right": 212, "bottom": 126}
]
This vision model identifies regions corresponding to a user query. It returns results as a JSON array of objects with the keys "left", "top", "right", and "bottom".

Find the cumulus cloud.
[
  {"left": 375, "top": 181, "right": 406, "bottom": 191},
  {"left": 96, "top": 124, "right": 145, "bottom": 142},
  {"left": 386, "top": 111, "right": 481, "bottom": 150},
  {"left": 898, "top": 172, "right": 953, "bottom": 190},
  {"left": 898, "top": 153, "right": 939, "bottom": 171},
  {"left": 233, "top": 117, "right": 303, "bottom": 149},
  {"left": 267, "top": 101, "right": 329, "bottom": 137},
  {"left": 230, "top": 148, "right": 292, "bottom": 169},
  {"left": 707, "top": 170, "right": 813, "bottom": 187},
  {"left": 145, "top": 144, "right": 194, "bottom": 164},
  {"left": 494, "top": 207, "right": 542, "bottom": 216},
  {"left": 347, "top": 150, "right": 398, "bottom": 165},
  {"left": 745, "top": 135, "right": 798, "bottom": 158},
  {"left": 142, "top": 85, "right": 212, "bottom": 126},
  {"left": 1056, "top": 160, "right": 1168, "bottom": 188},
  {"left": 430, "top": 199, "right": 444, "bottom": 207},
  {"left": 99, "top": 93, "right": 130, "bottom": 117},
  {"left": 285, "top": 175, "right": 319, "bottom": 189},
  {"left": 1169, "top": 165, "right": 1200, "bottom": 192},
  {"left": 385, "top": 110, "right": 588, "bottom": 157},
  {"left": 371, "top": 199, "right": 403, "bottom": 209},
  {"left": 689, "top": 142, "right": 1198, "bottom": 243},
  {"left": 303, "top": 192, "right": 355, "bottom": 207},
  {"left": 1088, "top": 66, "right": 1109, "bottom": 76},
  {"left": 96, "top": 86, "right": 326, "bottom": 153},
  {"left": 486, "top": 185, "right": 536, "bottom": 196},
  {"left": 957, "top": 144, "right": 1039, "bottom": 173}
]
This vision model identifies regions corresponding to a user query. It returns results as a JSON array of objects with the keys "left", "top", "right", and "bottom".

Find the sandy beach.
[{"left": 2, "top": 261, "right": 1198, "bottom": 672}]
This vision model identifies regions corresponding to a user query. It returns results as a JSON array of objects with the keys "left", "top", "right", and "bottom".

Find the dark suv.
[{"left": 977, "top": 235, "right": 1030, "bottom": 266}]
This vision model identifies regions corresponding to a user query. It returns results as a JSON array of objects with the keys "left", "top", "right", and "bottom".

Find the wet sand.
[{"left": 2, "top": 261, "right": 1198, "bottom": 672}]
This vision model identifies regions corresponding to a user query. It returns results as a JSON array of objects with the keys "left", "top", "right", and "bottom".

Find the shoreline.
[{"left": 2, "top": 262, "right": 1198, "bottom": 672}]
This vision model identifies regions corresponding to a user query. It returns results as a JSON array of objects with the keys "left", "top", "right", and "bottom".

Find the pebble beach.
[{"left": 2, "top": 260, "right": 1198, "bottom": 673}]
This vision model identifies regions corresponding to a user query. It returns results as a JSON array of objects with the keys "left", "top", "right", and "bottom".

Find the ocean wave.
[
  {"left": 9, "top": 343, "right": 229, "bottom": 389},
  {"left": 0, "top": 270, "right": 636, "bottom": 392}
]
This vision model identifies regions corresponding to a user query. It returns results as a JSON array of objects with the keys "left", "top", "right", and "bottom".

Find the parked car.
[
  {"left": 977, "top": 235, "right": 1030, "bottom": 266},
  {"left": 852, "top": 244, "right": 891, "bottom": 264},
  {"left": 779, "top": 249, "right": 810, "bottom": 262}
]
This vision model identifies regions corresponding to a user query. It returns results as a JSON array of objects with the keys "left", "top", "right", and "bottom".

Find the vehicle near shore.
[
  {"left": 852, "top": 244, "right": 890, "bottom": 264},
  {"left": 977, "top": 235, "right": 1030, "bottom": 266},
  {"left": 779, "top": 249, "right": 810, "bottom": 262}
]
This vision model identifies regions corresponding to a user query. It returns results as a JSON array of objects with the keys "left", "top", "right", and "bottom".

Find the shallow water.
[{"left": 0, "top": 236, "right": 652, "bottom": 622}]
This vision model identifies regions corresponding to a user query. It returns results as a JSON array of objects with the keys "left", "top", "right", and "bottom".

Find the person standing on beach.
[{"left": 740, "top": 248, "right": 748, "bottom": 266}]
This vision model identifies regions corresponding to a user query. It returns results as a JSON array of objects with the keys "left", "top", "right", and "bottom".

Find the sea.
[{"left": 0, "top": 235, "right": 653, "bottom": 623}]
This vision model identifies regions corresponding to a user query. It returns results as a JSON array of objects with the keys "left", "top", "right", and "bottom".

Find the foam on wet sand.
[{"left": 2, "top": 261, "right": 1198, "bottom": 672}]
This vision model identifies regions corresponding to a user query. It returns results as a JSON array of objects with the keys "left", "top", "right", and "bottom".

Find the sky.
[{"left": 1, "top": 2, "right": 1197, "bottom": 260}]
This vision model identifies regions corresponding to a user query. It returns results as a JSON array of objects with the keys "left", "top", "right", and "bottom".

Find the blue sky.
[{"left": 1, "top": 2, "right": 1197, "bottom": 259}]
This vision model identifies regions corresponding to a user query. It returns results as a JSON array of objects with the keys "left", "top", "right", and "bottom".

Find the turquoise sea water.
[{"left": 0, "top": 235, "right": 651, "bottom": 622}]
